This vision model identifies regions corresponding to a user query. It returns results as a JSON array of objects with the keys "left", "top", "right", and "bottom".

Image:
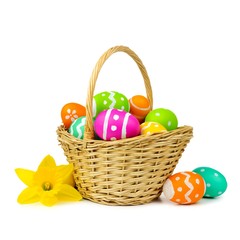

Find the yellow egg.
[{"left": 140, "top": 121, "right": 167, "bottom": 135}]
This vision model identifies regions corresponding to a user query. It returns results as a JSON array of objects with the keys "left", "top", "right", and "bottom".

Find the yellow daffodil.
[{"left": 15, "top": 155, "right": 82, "bottom": 206}]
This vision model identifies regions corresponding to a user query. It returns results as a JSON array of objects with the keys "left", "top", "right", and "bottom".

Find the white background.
[{"left": 1, "top": 0, "right": 239, "bottom": 239}]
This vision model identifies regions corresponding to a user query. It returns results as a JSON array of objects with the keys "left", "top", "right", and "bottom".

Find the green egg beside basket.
[{"left": 56, "top": 45, "right": 193, "bottom": 206}]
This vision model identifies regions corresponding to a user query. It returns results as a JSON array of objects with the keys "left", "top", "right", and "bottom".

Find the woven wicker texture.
[{"left": 57, "top": 46, "right": 193, "bottom": 206}]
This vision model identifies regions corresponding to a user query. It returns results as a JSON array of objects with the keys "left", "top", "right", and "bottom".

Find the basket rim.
[{"left": 57, "top": 124, "right": 193, "bottom": 146}]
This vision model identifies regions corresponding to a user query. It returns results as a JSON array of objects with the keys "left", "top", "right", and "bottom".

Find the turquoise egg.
[
  {"left": 193, "top": 166, "right": 227, "bottom": 198},
  {"left": 93, "top": 91, "right": 130, "bottom": 118},
  {"left": 69, "top": 116, "right": 86, "bottom": 139},
  {"left": 145, "top": 108, "right": 178, "bottom": 131}
]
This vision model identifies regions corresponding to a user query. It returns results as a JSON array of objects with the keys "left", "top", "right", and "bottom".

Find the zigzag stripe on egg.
[
  {"left": 69, "top": 116, "right": 86, "bottom": 140},
  {"left": 93, "top": 91, "right": 130, "bottom": 119},
  {"left": 181, "top": 172, "right": 194, "bottom": 203},
  {"left": 163, "top": 171, "right": 205, "bottom": 204},
  {"left": 141, "top": 122, "right": 152, "bottom": 133},
  {"left": 108, "top": 91, "right": 117, "bottom": 109},
  {"left": 75, "top": 117, "right": 86, "bottom": 139}
]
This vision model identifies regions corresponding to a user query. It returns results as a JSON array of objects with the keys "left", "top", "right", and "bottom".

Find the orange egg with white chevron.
[{"left": 163, "top": 171, "right": 206, "bottom": 204}]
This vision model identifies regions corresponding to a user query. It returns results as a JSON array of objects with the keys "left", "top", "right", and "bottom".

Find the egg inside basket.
[{"left": 57, "top": 45, "right": 193, "bottom": 206}]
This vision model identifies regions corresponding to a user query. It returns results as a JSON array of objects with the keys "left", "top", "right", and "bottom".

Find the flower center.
[{"left": 42, "top": 182, "right": 52, "bottom": 191}]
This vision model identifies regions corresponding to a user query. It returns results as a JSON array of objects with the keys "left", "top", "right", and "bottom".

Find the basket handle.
[{"left": 84, "top": 45, "right": 153, "bottom": 140}]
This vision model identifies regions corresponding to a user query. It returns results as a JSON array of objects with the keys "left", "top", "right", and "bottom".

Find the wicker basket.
[{"left": 57, "top": 45, "right": 193, "bottom": 206}]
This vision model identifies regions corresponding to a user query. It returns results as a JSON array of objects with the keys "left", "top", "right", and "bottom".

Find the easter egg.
[
  {"left": 145, "top": 108, "right": 178, "bottom": 131},
  {"left": 193, "top": 167, "right": 227, "bottom": 198},
  {"left": 94, "top": 109, "right": 140, "bottom": 141},
  {"left": 93, "top": 91, "right": 130, "bottom": 118},
  {"left": 69, "top": 116, "right": 86, "bottom": 139},
  {"left": 140, "top": 122, "right": 167, "bottom": 135},
  {"left": 129, "top": 95, "right": 151, "bottom": 123},
  {"left": 61, "top": 103, "right": 86, "bottom": 129},
  {"left": 163, "top": 171, "right": 206, "bottom": 204}
]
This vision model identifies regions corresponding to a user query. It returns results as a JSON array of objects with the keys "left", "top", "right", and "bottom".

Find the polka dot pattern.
[
  {"left": 140, "top": 122, "right": 167, "bottom": 135},
  {"left": 94, "top": 109, "right": 140, "bottom": 141},
  {"left": 193, "top": 167, "right": 228, "bottom": 198},
  {"left": 163, "top": 171, "right": 205, "bottom": 204},
  {"left": 113, "top": 114, "right": 119, "bottom": 120},
  {"left": 145, "top": 108, "right": 178, "bottom": 131},
  {"left": 111, "top": 125, "right": 117, "bottom": 131},
  {"left": 93, "top": 91, "right": 130, "bottom": 118}
]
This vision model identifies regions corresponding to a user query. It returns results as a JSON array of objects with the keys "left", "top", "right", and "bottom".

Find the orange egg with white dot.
[
  {"left": 61, "top": 102, "right": 86, "bottom": 129},
  {"left": 129, "top": 95, "right": 151, "bottom": 123},
  {"left": 163, "top": 171, "right": 206, "bottom": 204},
  {"left": 140, "top": 122, "right": 167, "bottom": 135}
]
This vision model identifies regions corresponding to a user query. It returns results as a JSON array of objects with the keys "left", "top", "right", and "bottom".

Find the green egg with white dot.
[
  {"left": 193, "top": 166, "right": 227, "bottom": 198},
  {"left": 145, "top": 108, "right": 178, "bottom": 131},
  {"left": 69, "top": 116, "right": 86, "bottom": 139},
  {"left": 93, "top": 91, "right": 130, "bottom": 119}
]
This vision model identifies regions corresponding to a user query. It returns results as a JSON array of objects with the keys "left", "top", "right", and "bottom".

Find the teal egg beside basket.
[{"left": 193, "top": 166, "right": 227, "bottom": 198}]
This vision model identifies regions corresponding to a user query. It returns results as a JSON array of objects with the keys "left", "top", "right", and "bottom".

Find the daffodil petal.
[
  {"left": 17, "top": 187, "right": 40, "bottom": 204},
  {"left": 40, "top": 191, "right": 58, "bottom": 207},
  {"left": 56, "top": 164, "right": 73, "bottom": 178},
  {"left": 38, "top": 155, "right": 56, "bottom": 170},
  {"left": 57, "top": 184, "right": 82, "bottom": 201},
  {"left": 34, "top": 167, "right": 56, "bottom": 186},
  {"left": 15, "top": 168, "right": 35, "bottom": 187},
  {"left": 56, "top": 164, "right": 75, "bottom": 186},
  {"left": 63, "top": 173, "right": 75, "bottom": 187}
]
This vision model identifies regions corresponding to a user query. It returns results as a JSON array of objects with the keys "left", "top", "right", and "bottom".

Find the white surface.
[{"left": 0, "top": 0, "right": 239, "bottom": 239}]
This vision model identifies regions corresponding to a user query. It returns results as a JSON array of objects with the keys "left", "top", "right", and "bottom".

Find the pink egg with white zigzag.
[{"left": 94, "top": 109, "right": 140, "bottom": 140}]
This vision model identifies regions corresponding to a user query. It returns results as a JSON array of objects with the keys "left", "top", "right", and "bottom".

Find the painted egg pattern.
[
  {"left": 93, "top": 91, "right": 130, "bottom": 118},
  {"left": 61, "top": 103, "right": 86, "bottom": 129},
  {"left": 69, "top": 116, "right": 86, "bottom": 139},
  {"left": 140, "top": 122, "right": 167, "bottom": 135},
  {"left": 94, "top": 109, "right": 140, "bottom": 140},
  {"left": 163, "top": 171, "right": 206, "bottom": 204},
  {"left": 145, "top": 108, "right": 178, "bottom": 131},
  {"left": 129, "top": 95, "right": 151, "bottom": 123},
  {"left": 193, "top": 167, "right": 227, "bottom": 198}
]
